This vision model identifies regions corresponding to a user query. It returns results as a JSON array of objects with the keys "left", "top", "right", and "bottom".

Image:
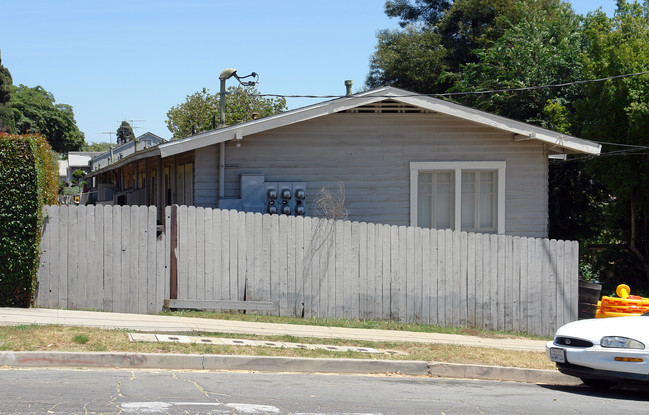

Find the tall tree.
[
  {"left": 166, "top": 86, "right": 287, "bottom": 139},
  {"left": 10, "top": 84, "right": 84, "bottom": 153},
  {"left": 449, "top": 0, "right": 583, "bottom": 125},
  {"left": 116, "top": 121, "right": 135, "bottom": 145},
  {"left": 572, "top": 1, "right": 649, "bottom": 289},
  {"left": 367, "top": 0, "right": 532, "bottom": 92},
  {"left": 80, "top": 141, "right": 113, "bottom": 152},
  {"left": 0, "top": 50, "right": 14, "bottom": 133}
]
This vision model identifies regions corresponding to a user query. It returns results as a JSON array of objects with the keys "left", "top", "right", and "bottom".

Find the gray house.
[
  {"left": 87, "top": 86, "right": 600, "bottom": 238},
  {"left": 91, "top": 132, "right": 165, "bottom": 171}
]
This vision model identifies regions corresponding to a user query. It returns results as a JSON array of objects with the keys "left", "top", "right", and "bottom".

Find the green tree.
[
  {"left": 0, "top": 51, "right": 14, "bottom": 133},
  {"left": 166, "top": 86, "right": 287, "bottom": 139},
  {"left": 116, "top": 121, "right": 135, "bottom": 145},
  {"left": 71, "top": 168, "right": 87, "bottom": 188},
  {"left": 571, "top": 1, "right": 649, "bottom": 289},
  {"left": 449, "top": 0, "right": 583, "bottom": 125},
  {"left": 368, "top": 0, "right": 532, "bottom": 92},
  {"left": 10, "top": 85, "right": 84, "bottom": 153},
  {"left": 80, "top": 141, "right": 113, "bottom": 152}
]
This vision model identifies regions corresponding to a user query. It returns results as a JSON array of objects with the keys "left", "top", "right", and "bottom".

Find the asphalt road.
[{"left": 2, "top": 368, "right": 649, "bottom": 414}]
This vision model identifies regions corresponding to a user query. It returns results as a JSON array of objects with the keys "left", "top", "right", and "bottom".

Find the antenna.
[
  {"left": 126, "top": 119, "right": 146, "bottom": 132},
  {"left": 102, "top": 132, "right": 115, "bottom": 142}
]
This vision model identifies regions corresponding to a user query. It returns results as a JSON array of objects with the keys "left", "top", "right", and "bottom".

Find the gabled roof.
[
  {"left": 156, "top": 86, "right": 601, "bottom": 158},
  {"left": 89, "top": 86, "right": 601, "bottom": 177}
]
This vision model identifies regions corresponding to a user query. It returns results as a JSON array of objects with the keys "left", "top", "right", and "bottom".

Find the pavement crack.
[
  {"left": 184, "top": 378, "right": 212, "bottom": 400},
  {"left": 46, "top": 402, "right": 63, "bottom": 413}
]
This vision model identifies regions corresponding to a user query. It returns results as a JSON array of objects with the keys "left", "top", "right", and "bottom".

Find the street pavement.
[{"left": 0, "top": 307, "right": 579, "bottom": 386}]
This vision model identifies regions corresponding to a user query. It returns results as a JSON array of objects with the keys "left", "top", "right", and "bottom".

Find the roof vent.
[
  {"left": 345, "top": 99, "right": 432, "bottom": 114},
  {"left": 345, "top": 80, "right": 353, "bottom": 96}
]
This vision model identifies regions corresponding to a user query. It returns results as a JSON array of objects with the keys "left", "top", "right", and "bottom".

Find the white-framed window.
[{"left": 410, "top": 161, "right": 506, "bottom": 234}]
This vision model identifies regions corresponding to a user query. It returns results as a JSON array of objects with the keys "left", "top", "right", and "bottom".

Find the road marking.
[
  {"left": 120, "top": 401, "right": 280, "bottom": 413},
  {"left": 120, "top": 402, "right": 382, "bottom": 414}
]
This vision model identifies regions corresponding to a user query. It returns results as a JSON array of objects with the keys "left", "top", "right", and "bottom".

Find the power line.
[{"left": 253, "top": 70, "right": 649, "bottom": 100}]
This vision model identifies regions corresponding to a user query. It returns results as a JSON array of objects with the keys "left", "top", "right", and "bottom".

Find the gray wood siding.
[
  {"left": 194, "top": 145, "right": 219, "bottom": 208},
  {"left": 216, "top": 112, "right": 548, "bottom": 238}
]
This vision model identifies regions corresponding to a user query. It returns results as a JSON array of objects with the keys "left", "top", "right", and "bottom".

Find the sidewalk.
[
  {"left": 0, "top": 307, "right": 546, "bottom": 352},
  {"left": 0, "top": 307, "right": 578, "bottom": 385}
]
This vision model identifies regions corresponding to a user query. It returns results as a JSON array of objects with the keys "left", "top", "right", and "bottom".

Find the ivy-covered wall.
[{"left": 0, "top": 133, "right": 57, "bottom": 306}]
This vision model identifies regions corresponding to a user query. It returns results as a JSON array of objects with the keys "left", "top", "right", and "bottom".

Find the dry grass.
[
  {"left": 159, "top": 310, "right": 550, "bottom": 341},
  {"left": 0, "top": 325, "right": 555, "bottom": 370}
]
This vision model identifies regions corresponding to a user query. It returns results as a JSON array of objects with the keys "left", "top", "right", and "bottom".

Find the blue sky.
[{"left": 1, "top": 1, "right": 617, "bottom": 145}]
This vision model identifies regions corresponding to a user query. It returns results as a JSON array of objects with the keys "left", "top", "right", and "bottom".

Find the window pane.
[
  {"left": 461, "top": 172, "right": 475, "bottom": 229},
  {"left": 435, "top": 172, "right": 453, "bottom": 229},
  {"left": 417, "top": 171, "right": 453, "bottom": 229},
  {"left": 480, "top": 192, "right": 494, "bottom": 228},
  {"left": 479, "top": 172, "right": 495, "bottom": 228},
  {"left": 418, "top": 173, "right": 433, "bottom": 228}
]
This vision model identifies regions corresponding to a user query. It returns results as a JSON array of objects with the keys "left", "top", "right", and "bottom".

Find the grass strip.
[{"left": 0, "top": 324, "right": 554, "bottom": 370}]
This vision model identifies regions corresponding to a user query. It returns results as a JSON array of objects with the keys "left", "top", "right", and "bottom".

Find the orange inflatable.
[{"left": 595, "top": 284, "right": 649, "bottom": 318}]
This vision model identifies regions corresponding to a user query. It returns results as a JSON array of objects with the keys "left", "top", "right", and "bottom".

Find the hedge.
[{"left": 0, "top": 133, "right": 58, "bottom": 306}]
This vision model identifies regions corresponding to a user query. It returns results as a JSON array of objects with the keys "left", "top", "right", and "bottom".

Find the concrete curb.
[
  {"left": 428, "top": 362, "right": 581, "bottom": 385},
  {"left": 0, "top": 351, "right": 579, "bottom": 385}
]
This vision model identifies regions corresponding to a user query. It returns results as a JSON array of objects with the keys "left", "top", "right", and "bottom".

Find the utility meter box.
[{"left": 264, "top": 182, "right": 306, "bottom": 216}]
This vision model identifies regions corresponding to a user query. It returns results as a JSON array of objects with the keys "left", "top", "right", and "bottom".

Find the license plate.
[{"left": 549, "top": 347, "right": 566, "bottom": 363}]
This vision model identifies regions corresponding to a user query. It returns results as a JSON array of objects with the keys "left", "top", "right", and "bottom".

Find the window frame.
[{"left": 410, "top": 161, "right": 506, "bottom": 234}]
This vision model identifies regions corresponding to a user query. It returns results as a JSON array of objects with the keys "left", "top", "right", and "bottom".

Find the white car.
[{"left": 546, "top": 313, "right": 649, "bottom": 388}]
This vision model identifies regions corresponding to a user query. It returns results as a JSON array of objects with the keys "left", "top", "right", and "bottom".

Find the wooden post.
[{"left": 170, "top": 204, "right": 178, "bottom": 300}]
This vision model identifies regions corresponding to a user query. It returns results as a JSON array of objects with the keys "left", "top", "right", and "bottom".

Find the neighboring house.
[
  {"left": 87, "top": 87, "right": 601, "bottom": 238},
  {"left": 60, "top": 151, "right": 104, "bottom": 186},
  {"left": 58, "top": 159, "right": 68, "bottom": 183},
  {"left": 91, "top": 132, "right": 165, "bottom": 171}
]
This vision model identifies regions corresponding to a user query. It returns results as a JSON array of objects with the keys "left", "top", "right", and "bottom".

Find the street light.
[
  {"left": 217, "top": 68, "right": 259, "bottom": 201},
  {"left": 218, "top": 68, "right": 258, "bottom": 128}
]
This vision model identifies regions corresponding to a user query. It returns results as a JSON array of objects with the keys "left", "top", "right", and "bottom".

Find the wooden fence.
[
  {"left": 37, "top": 205, "right": 579, "bottom": 336},
  {"left": 37, "top": 205, "right": 165, "bottom": 314}
]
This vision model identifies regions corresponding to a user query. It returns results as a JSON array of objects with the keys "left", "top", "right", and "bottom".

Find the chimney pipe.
[{"left": 345, "top": 80, "right": 353, "bottom": 96}]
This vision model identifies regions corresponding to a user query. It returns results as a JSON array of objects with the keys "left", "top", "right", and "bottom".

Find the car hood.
[{"left": 555, "top": 316, "right": 649, "bottom": 344}]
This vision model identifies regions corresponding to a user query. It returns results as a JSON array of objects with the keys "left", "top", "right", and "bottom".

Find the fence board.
[
  {"left": 363, "top": 222, "right": 373, "bottom": 320},
  {"left": 204, "top": 209, "right": 214, "bottom": 301},
  {"left": 137, "top": 207, "right": 148, "bottom": 313},
  {"left": 466, "top": 232, "right": 476, "bottom": 327},
  {"left": 38, "top": 206, "right": 55, "bottom": 307},
  {"left": 381, "top": 224, "right": 391, "bottom": 320},
  {"left": 195, "top": 207, "right": 205, "bottom": 301},
  {"left": 253, "top": 213, "right": 264, "bottom": 304},
  {"left": 351, "top": 221, "right": 361, "bottom": 319},
  {"left": 186, "top": 206, "right": 197, "bottom": 301},
  {"left": 294, "top": 215, "right": 304, "bottom": 317},
  {"left": 164, "top": 206, "right": 171, "bottom": 301},
  {"left": 428, "top": 229, "right": 438, "bottom": 326},
  {"left": 237, "top": 210, "right": 247, "bottom": 302},
  {"left": 459, "top": 231, "right": 468, "bottom": 327},
  {"left": 279, "top": 214, "right": 289, "bottom": 315},
  {"left": 260, "top": 213, "right": 272, "bottom": 305},
  {"left": 146, "top": 206, "right": 157, "bottom": 313},
  {"left": 390, "top": 225, "right": 399, "bottom": 321},
  {"left": 89, "top": 206, "right": 103, "bottom": 311},
  {"left": 473, "top": 233, "right": 483, "bottom": 329},
  {"left": 504, "top": 235, "right": 513, "bottom": 332},
  {"left": 269, "top": 214, "right": 280, "bottom": 315},
  {"left": 436, "top": 230, "right": 446, "bottom": 325},
  {"left": 406, "top": 226, "right": 416, "bottom": 322},
  {"left": 244, "top": 212, "right": 255, "bottom": 302}
]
